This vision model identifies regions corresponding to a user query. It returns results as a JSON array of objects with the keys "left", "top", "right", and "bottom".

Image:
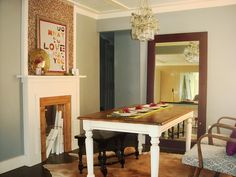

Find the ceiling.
[
  {"left": 69, "top": 0, "right": 236, "bottom": 19},
  {"left": 156, "top": 41, "right": 199, "bottom": 66}
]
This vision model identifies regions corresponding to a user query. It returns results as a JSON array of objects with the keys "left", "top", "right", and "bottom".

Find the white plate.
[
  {"left": 143, "top": 104, "right": 150, "bottom": 108},
  {"left": 160, "top": 104, "right": 169, "bottom": 107},
  {"left": 128, "top": 107, "right": 136, "bottom": 111},
  {"left": 149, "top": 106, "right": 160, "bottom": 110},
  {"left": 136, "top": 108, "right": 149, "bottom": 113},
  {"left": 119, "top": 112, "right": 136, "bottom": 117}
]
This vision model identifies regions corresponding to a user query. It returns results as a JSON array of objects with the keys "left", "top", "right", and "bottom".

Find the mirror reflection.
[{"left": 154, "top": 41, "right": 199, "bottom": 141}]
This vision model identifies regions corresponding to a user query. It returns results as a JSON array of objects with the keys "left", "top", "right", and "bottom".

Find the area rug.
[{"left": 44, "top": 148, "right": 230, "bottom": 177}]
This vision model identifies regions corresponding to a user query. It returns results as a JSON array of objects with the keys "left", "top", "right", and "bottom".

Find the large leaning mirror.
[
  {"left": 147, "top": 32, "right": 207, "bottom": 152},
  {"left": 155, "top": 41, "right": 199, "bottom": 141}
]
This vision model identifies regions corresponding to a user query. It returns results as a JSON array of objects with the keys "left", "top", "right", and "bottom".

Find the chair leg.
[
  {"left": 193, "top": 167, "right": 202, "bottom": 177},
  {"left": 135, "top": 146, "right": 139, "bottom": 159},
  {"left": 168, "top": 128, "right": 175, "bottom": 139},
  {"left": 78, "top": 146, "right": 84, "bottom": 174},
  {"left": 135, "top": 134, "right": 139, "bottom": 159},
  {"left": 99, "top": 150, "right": 107, "bottom": 177},
  {"left": 177, "top": 123, "right": 180, "bottom": 138},
  {"left": 118, "top": 134, "right": 125, "bottom": 167},
  {"left": 214, "top": 172, "right": 220, "bottom": 177},
  {"left": 182, "top": 121, "right": 185, "bottom": 137},
  {"left": 188, "top": 166, "right": 195, "bottom": 177},
  {"left": 76, "top": 135, "right": 85, "bottom": 174},
  {"left": 116, "top": 149, "right": 125, "bottom": 168}
]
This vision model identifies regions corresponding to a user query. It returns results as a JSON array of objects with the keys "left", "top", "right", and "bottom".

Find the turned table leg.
[
  {"left": 85, "top": 130, "right": 95, "bottom": 177},
  {"left": 150, "top": 135, "right": 160, "bottom": 177}
]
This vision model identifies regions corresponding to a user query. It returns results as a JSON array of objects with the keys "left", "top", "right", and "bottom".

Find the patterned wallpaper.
[{"left": 28, "top": 0, "right": 73, "bottom": 74}]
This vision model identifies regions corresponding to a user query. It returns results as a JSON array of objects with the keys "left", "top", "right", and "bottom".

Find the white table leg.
[
  {"left": 138, "top": 134, "right": 144, "bottom": 154},
  {"left": 150, "top": 136, "right": 160, "bottom": 177},
  {"left": 186, "top": 117, "right": 193, "bottom": 152},
  {"left": 85, "top": 130, "right": 95, "bottom": 177}
]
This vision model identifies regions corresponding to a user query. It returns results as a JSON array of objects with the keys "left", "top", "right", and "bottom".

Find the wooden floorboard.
[{"left": 1, "top": 164, "right": 52, "bottom": 177}]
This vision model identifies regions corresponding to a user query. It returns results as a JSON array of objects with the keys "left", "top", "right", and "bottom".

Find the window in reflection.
[{"left": 180, "top": 72, "right": 199, "bottom": 102}]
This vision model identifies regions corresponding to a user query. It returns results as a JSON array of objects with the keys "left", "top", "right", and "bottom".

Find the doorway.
[{"left": 100, "top": 32, "right": 115, "bottom": 111}]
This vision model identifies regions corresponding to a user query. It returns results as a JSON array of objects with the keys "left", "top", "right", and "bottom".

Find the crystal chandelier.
[
  {"left": 130, "top": 0, "right": 159, "bottom": 41},
  {"left": 183, "top": 41, "right": 199, "bottom": 63}
]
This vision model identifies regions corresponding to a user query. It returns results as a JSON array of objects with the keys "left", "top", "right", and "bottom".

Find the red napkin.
[
  {"left": 123, "top": 107, "right": 130, "bottom": 113},
  {"left": 150, "top": 103, "right": 157, "bottom": 107},
  {"left": 135, "top": 105, "right": 143, "bottom": 110}
]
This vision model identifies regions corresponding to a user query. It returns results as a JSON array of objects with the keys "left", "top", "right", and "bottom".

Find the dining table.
[{"left": 78, "top": 105, "right": 194, "bottom": 177}]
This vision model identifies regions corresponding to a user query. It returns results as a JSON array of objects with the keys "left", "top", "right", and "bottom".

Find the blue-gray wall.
[
  {"left": 0, "top": 0, "right": 23, "bottom": 161},
  {"left": 114, "top": 30, "right": 141, "bottom": 107}
]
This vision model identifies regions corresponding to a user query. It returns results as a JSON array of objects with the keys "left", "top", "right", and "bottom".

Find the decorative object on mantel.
[
  {"left": 130, "top": 0, "right": 159, "bottom": 41},
  {"left": 183, "top": 41, "right": 199, "bottom": 63},
  {"left": 37, "top": 16, "right": 68, "bottom": 75},
  {"left": 28, "top": 48, "right": 50, "bottom": 75}
]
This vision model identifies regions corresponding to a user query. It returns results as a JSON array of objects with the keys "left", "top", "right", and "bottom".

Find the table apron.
[
  {"left": 83, "top": 120, "right": 161, "bottom": 137},
  {"left": 160, "top": 111, "right": 194, "bottom": 133}
]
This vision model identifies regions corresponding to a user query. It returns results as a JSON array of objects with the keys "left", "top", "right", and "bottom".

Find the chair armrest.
[
  {"left": 217, "top": 116, "right": 236, "bottom": 133},
  {"left": 197, "top": 133, "right": 236, "bottom": 168},
  {"left": 207, "top": 123, "right": 236, "bottom": 145}
]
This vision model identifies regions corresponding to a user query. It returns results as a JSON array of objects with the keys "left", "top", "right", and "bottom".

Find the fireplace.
[
  {"left": 22, "top": 76, "right": 81, "bottom": 166},
  {"left": 40, "top": 95, "right": 72, "bottom": 161}
]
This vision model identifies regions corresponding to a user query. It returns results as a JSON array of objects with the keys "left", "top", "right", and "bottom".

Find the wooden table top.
[{"left": 78, "top": 105, "right": 194, "bottom": 125}]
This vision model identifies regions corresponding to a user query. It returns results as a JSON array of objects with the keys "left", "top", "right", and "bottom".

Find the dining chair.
[
  {"left": 75, "top": 131, "right": 139, "bottom": 177},
  {"left": 182, "top": 123, "right": 236, "bottom": 177}
]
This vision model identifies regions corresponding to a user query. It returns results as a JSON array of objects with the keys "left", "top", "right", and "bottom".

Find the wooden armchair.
[
  {"left": 201, "top": 116, "right": 236, "bottom": 146},
  {"left": 216, "top": 116, "right": 236, "bottom": 134},
  {"left": 182, "top": 123, "right": 236, "bottom": 177}
]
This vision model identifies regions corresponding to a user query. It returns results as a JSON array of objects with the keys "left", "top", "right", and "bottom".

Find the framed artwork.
[{"left": 37, "top": 17, "right": 67, "bottom": 74}]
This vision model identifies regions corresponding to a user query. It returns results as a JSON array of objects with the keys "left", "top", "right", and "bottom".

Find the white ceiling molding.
[
  {"left": 67, "top": 0, "right": 236, "bottom": 19},
  {"left": 66, "top": 0, "right": 99, "bottom": 19},
  {"left": 151, "top": 0, "right": 236, "bottom": 14},
  {"left": 109, "top": 0, "right": 130, "bottom": 10},
  {"left": 74, "top": 6, "right": 99, "bottom": 19}
]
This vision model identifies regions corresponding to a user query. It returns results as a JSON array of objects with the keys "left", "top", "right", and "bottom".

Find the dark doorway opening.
[{"left": 100, "top": 32, "right": 115, "bottom": 111}]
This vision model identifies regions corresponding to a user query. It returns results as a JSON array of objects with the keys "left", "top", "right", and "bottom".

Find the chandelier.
[
  {"left": 183, "top": 41, "right": 199, "bottom": 63},
  {"left": 130, "top": 0, "right": 159, "bottom": 41}
]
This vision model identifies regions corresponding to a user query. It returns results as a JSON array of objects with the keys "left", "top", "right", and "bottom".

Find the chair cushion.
[
  {"left": 226, "top": 129, "right": 236, "bottom": 156},
  {"left": 92, "top": 130, "right": 121, "bottom": 140},
  {"left": 182, "top": 144, "right": 236, "bottom": 176}
]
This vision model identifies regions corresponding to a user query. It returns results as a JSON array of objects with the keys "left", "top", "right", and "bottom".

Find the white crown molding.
[
  {"left": 109, "top": 0, "right": 130, "bottom": 10},
  {"left": 70, "top": 0, "right": 236, "bottom": 19},
  {"left": 151, "top": 0, "right": 236, "bottom": 14},
  {"left": 65, "top": 0, "right": 99, "bottom": 19},
  {"left": 74, "top": 6, "right": 99, "bottom": 19}
]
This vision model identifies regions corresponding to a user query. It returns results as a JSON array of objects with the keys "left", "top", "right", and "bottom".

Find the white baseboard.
[{"left": 0, "top": 155, "right": 27, "bottom": 174}]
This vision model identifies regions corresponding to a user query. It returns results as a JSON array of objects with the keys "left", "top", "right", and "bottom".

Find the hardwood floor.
[
  {"left": 0, "top": 144, "right": 179, "bottom": 177},
  {"left": 0, "top": 152, "right": 77, "bottom": 177},
  {"left": 0, "top": 164, "right": 52, "bottom": 177}
]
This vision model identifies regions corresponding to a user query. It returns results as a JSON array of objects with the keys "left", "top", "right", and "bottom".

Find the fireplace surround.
[{"left": 21, "top": 75, "right": 81, "bottom": 166}]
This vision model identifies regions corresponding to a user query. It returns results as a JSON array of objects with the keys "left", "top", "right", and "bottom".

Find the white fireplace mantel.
[{"left": 20, "top": 75, "right": 83, "bottom": 166}]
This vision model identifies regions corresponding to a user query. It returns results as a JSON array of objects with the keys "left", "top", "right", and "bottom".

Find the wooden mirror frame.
[{"left": 147, "top": 32, "right": 208, "bottom": 138}]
